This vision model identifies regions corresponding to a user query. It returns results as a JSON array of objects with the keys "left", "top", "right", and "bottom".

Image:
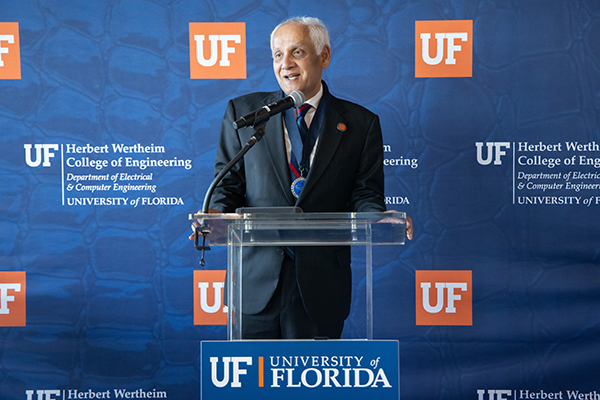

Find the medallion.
[{"left": 290, "top": 176, "right": 306, "bottom": 198}]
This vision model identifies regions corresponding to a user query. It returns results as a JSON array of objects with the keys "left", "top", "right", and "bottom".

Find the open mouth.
[{"left": 284, "top": 73, "right": 300, "bottom": 81}]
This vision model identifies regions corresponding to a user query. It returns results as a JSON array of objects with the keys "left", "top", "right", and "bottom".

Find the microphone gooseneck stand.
[{"left": 194, "top": 118, "right": 268, "bottom": 266}]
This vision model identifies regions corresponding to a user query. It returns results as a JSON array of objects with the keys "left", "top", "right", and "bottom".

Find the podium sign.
[{"left": 200, "top": 340, "right": 399, "bottom": 400}]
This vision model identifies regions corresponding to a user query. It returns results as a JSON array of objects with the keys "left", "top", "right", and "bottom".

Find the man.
[{"left": 193, "top": 17, "right": 413, "bottom": 339}]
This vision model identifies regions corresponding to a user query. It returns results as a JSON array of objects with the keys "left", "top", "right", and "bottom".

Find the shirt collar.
[{"left": 304, "top": 83, "right": 323, "bottom": 109}]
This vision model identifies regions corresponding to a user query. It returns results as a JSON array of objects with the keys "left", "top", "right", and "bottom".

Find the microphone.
[{"left": 233, "top": 90, "right": 305, "bottom": 129}]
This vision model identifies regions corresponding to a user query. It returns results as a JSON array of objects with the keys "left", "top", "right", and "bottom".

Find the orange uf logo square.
[
  {"left": 415, "top": 20, "right": 472, "bottom": 78},
  {"left": 0, "top": 271, "right": 26, "bottom": 327},
  {"left": 0, "top": 22, "right": 22, "bottom": 80},
  {"left": 189, "top": 22, "right": 246, "bottom": 79},
  {"left": 416, "top": 270, "right": 472, "bottom": 326},
  {"left": 194, "top": 270, "right": 227, "bottom": 325}
]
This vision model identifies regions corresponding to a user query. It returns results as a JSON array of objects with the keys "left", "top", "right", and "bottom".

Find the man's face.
[{"left": 271, "top": 23, "right": 330, "bottom": 100}]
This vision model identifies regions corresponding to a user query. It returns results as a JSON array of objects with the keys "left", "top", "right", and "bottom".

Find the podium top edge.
[{"left": 189, "top": 211, "right": 406, "bottom": 221}]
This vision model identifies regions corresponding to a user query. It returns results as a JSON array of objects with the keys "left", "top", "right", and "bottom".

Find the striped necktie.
[
  {"left": 288, "top": 103, "right": 313, "bottom": 180},
  {"left": 296, "top": 103, "right": 312, "bottom": 141}
]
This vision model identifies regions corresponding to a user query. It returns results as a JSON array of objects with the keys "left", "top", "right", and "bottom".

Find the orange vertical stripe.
[{"left": 258, "top": 356, "right": 264, "bottom": 387}]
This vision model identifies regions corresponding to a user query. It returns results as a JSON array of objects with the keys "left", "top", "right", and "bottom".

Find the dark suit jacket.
[{"left": 209, "top": 82, "right": 385, "bottom": 324}]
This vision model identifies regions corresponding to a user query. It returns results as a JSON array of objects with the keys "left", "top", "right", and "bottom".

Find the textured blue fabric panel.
[{"left": 1, "top": 0, "right": 600, "bottom": 399}]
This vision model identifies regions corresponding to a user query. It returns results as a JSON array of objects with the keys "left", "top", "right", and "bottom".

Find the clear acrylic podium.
[{"left": 190, "top": 209, "right": 406, "bottom": 340}]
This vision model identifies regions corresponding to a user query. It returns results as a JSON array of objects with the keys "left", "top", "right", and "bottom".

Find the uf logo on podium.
[{"left": 201, "top": 340, "right": 399, "bottom": 400}]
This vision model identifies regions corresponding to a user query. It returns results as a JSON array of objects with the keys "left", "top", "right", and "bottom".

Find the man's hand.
[
  {"left": 405, "top": 215, "right": 413, "bottom": 240},
  {"left": 384, "top": 210, "right": 413, "bottom": 241},
  {"left": 189, "top": 208, "right": 222, "bottom": 241}
]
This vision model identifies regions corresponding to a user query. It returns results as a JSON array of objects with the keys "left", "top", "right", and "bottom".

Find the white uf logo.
[
  {"left": 476, "top": 142, "right": 511, "bottom": 166},
  {"left": 420, "top": 282, "right": 467, "bottom": 314},
  {"left": 0, "top": 34, "right": 15, "bottom": 66},
  {"left": 477, "top": 390, "right": 513, "bottom": 400},
  {"left": 210, "top": 357, "right": 252, "bottom": 388},
  {"left": 198, "top": 281, "right": 228, "bottom": 314},
  {"left": 420, "top": 32, "right": 468, "bottom": 65},
  {"left": 194, "top": 35, "right": 241, "bottom": 67},
  {"left": 0, "top": 283, "right": 20, "bottom": 314},
  {"left": 24, "top": 144, "right": 59, "bottom": 167},
  {"left": 25, "top": 390, "right": 61, "bottom": 400}
]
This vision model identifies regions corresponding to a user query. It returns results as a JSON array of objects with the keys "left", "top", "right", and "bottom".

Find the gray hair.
[{"left": 270, "top": 16, "right": 330, "bottom": 56}]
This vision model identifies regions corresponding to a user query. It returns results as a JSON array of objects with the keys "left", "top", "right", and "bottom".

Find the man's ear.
[{"left": 320, "top": 45, "right": 331, "bottom": 69}]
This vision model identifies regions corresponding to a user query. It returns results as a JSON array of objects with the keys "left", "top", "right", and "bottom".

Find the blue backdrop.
[{"left": 2, "top": 0, "right": 600, "bottom": 399}]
